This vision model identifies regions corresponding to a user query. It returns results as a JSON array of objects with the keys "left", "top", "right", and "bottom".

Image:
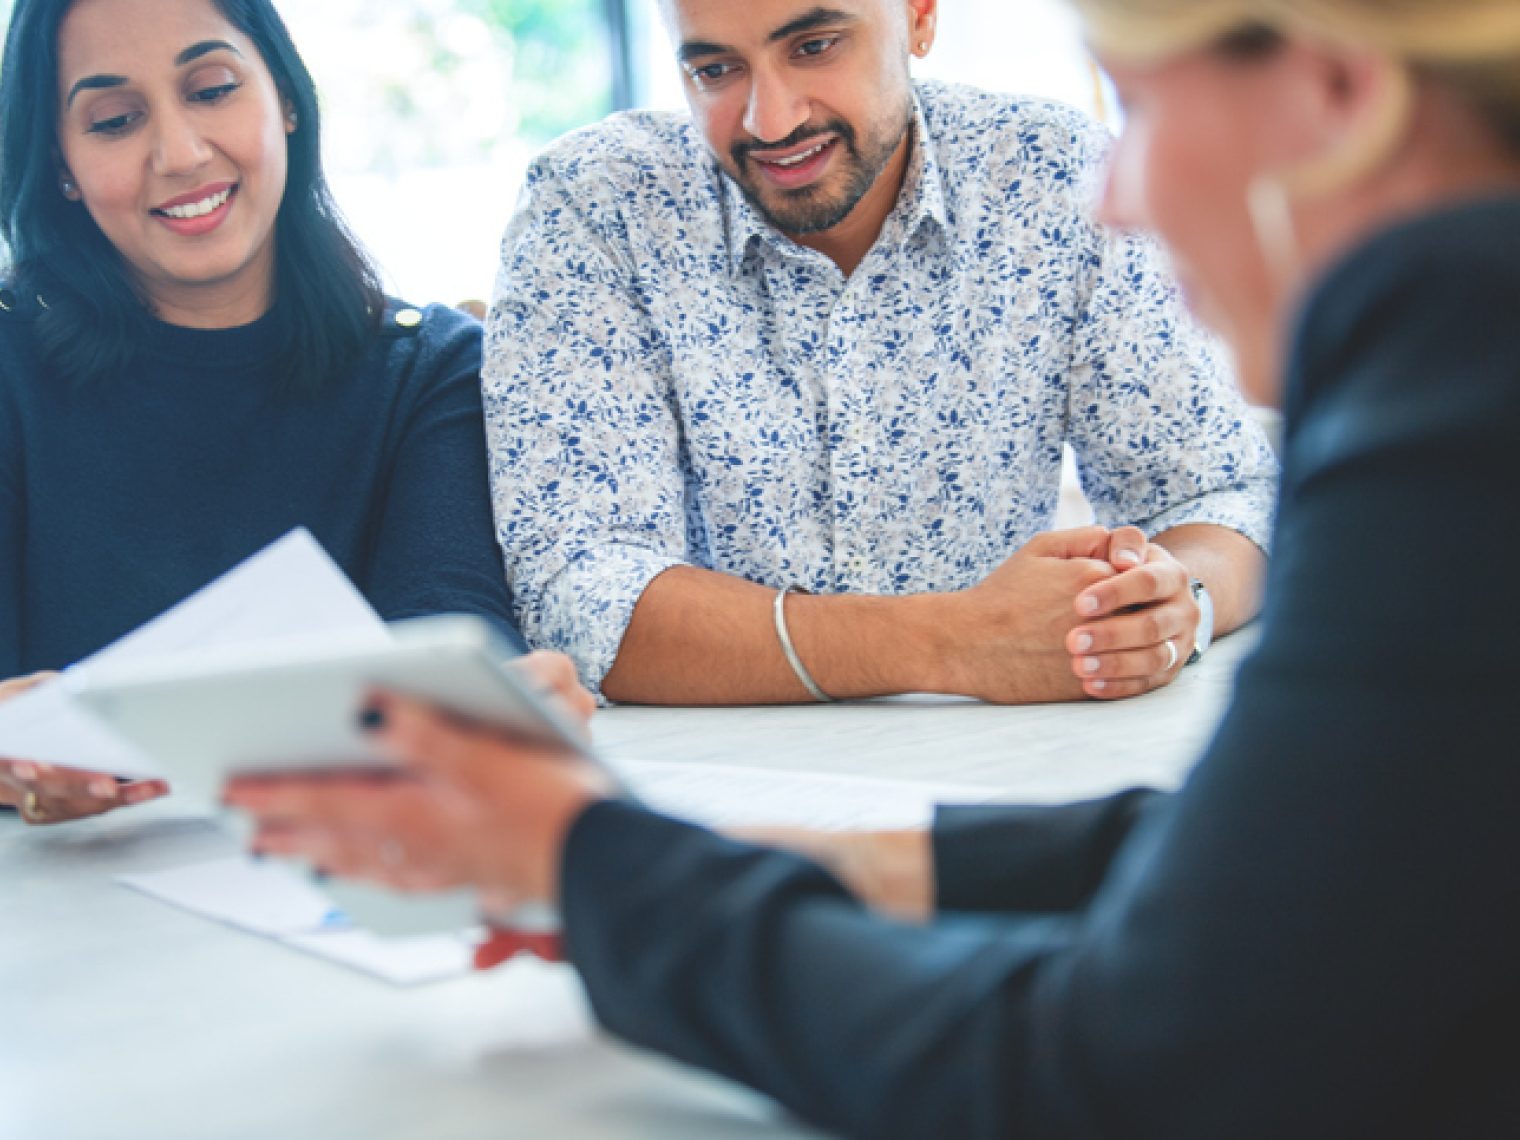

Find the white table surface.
[{"left": 0, "top": 631, "right": 1256, "bottom": 1140}]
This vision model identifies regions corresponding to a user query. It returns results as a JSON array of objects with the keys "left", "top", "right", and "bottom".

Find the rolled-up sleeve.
[
  {"left": 482, "top": 160, "right": 692, "bottom": 695},
  {"left": 1065, "top": 219, "right": 1277, "bottom": 552}
]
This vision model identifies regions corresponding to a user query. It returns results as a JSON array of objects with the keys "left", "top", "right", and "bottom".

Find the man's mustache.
[{"left": 732, "top": 120, "right": 856, "bottom": 167}]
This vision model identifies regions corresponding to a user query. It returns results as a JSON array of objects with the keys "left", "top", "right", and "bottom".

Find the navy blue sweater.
[{"left": 0, "top": 298, "right": 518, "bottom": 673}]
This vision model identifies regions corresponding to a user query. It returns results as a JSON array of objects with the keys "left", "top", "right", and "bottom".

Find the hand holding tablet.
[
  {"left": 222, "top": 684, "right": 616, "bottom": 942},
  {"left": 71, "top": 615, "right": 613, "bottom": 939},
  {"left": 67, "top": 616, "right": 597, "bottom": 794}
]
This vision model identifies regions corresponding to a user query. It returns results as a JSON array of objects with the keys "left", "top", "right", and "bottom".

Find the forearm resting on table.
[
  {"left": 600, "top": 565, "right": 958, "bottom": 705},
  {"left": 732, "top": 825, "right": 935, "bottom": 922},
  {"left": 1153, "top": 523, "right": 1266, "bottom": 637}
]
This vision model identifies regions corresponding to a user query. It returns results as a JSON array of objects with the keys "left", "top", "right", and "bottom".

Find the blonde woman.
[{"left": 229, "top": 1, "right": 1520, "bottom": 1134}]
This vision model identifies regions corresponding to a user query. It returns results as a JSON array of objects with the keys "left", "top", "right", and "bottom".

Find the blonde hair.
[
  {"left": 1071, "top": 0, "right": 1520, "bottom": 288},
  {"left": 1072, "top": 1, "right": 1520, "bottom": 62},
  {"left": 1071, "top": 0, "right": 1520, "bottom": 153}
]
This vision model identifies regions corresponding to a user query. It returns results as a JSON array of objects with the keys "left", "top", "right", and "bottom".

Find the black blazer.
[{"left": 560, "top": 197, "right": 1520, "bottom": 1139}]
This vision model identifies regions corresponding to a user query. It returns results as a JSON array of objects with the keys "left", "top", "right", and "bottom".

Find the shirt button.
[{"left": 394, "top": 307, "right": 423, "bottom": 329}]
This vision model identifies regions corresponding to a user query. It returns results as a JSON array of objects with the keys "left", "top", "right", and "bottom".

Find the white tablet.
[
  {"left": 66, "top": 614, "right": 593, "bottom": 799},
  {"left": 66, "top": 615, "right": 600, "bottom": 937}
]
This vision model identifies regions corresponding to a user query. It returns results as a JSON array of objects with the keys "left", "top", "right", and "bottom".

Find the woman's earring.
[
  {"left": 285, "top": 110, "right": 299, "bottom": 131},
  {"left": 1246, "top": 177, "right": 1301, "bottom": 289},
  {"left": 60, "top": 178, "right": 77, "bottom": 199}
]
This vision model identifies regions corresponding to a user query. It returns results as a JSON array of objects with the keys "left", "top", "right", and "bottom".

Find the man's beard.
[{"left": 729, "top": 107, "right": 911, "bottom": 237}]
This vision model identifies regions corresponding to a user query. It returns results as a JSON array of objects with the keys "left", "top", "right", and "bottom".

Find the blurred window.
[
  {"left": 303, "top": 0, "right": 1108, "bottom": 301},
  {"left": 277, "top": 0, "right": 626, "bottom": 302},
  {"left": 1, "top": 1, "right": 1105, "bottom": 301},
  {"left": 630, "top": 0, "right": 1104, "bottom": 119}
]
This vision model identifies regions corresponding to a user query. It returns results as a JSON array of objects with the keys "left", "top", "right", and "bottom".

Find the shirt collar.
[{"left": 722, "top": 85, "right": 949, "bottom": 278}]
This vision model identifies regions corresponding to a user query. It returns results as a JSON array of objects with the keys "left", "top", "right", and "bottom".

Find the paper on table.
[
  {"left": 118, "top": 857, "right": 476, "bottom": 986},
  {"left": 0, "top": 529, "right": 387, "bottom": 778},
  {"left": 118, "top": 762, "right": 992, "bottom": 984},
  {"left": 281, "top": 928, "right": 476, "bottom": 986},
  {"left": 118, "top": 855, "right": 344, "bottom": 936},
  {"left": 613, "top": 759, "right": 996, "bottom": 831}
]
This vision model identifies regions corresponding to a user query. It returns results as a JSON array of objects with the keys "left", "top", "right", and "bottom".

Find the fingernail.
[
  {"left": 1090, "top": 680, "right": 1107, "bottom": 693},
  {"left": 357, "top": 706, "right": 385, "bottom": 732},
  {"left": 12, "top": 763, "right": 36, "bottom": 781},
  {"left": 1116, "top": 549, "right": 1141, "bottom": 566},
  {"left": 89, "top": 778, "right": 118, "bottom": 799},
  {"left": 1082, "top": 657, "right": 1101, "bottom": 675},
  {"left": 1075, "top": 633, "right": 1093, "bottom": 653},
  {"left": 1079, "top": 595, "right": 1101, "bottom": 615}
]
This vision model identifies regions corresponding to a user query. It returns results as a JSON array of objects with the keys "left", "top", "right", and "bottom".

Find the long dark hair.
[{"left": 0, "top": 0, "right": 384, "bottom": 390}]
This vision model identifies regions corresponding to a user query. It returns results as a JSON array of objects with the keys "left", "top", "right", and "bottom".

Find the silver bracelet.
[{"left": 772, "top": 586, "right": 835, "bottom": 703}]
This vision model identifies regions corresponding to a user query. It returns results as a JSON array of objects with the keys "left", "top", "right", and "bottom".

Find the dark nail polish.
[{"left": 357, "top": 706, "right": 385, "bottom": 732}]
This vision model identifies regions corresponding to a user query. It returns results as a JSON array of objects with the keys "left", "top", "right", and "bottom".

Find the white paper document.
[
  {"left": 114, "top": 761, "right": 992, "bottom": 985},
  {"left": 0, "top": 528, "right": 465, "bottom": 983},
  {"left": 0, "top": 529, "right": 386, "bottom": 778},
  {"left": 118, "top": 857, "right": 476, "bottom": 986},
  {"left": 25, "top": 528, "right": 992, "bottom": 982},
  {"left": 118, "top": 854, "right": 343, "bottom": 936},
  {"left": 615, "top": 759, "right": 995, "bottom": 830}
]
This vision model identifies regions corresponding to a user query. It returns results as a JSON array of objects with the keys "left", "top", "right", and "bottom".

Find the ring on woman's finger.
[
  {"left": 20, "top": 790, "right": 47, "bottom": 823},
  {"left": 380, "top": 839, "right": 406, "bottom": 868},
  {"left": 1162, "top": 639, "right": 1179, "bottom": 672}
]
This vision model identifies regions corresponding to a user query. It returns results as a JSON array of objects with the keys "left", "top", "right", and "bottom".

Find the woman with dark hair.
[{"left": 0, "top": 0, "right": 528, "bottom": 824}]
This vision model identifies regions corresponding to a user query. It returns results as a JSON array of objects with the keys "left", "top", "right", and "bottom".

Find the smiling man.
[{"left": 483, "top": 0, "right": 1276, "bottom": 706}]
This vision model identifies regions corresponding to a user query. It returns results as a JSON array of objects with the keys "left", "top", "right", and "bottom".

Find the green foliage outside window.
[
  {"left": 466, "top": 0, "right": 613, "bottom": 143},
  {"left": 277, "top": 0, "right": 616, "bottom": 172},
  {"left": 0, "top": 0, "right": 616, "bottom": 168}
]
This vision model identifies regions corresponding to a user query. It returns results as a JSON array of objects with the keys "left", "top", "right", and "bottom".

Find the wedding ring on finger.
[
  {"left": 21, "top": 790, "right": 47, "bottom": 823},
  {"left": 1163, "top": 639, "right": 1179, "bottom": 672}
]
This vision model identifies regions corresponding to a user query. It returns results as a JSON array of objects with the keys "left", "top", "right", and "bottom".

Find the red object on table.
[{"left": 474, "top": 926, "right": 564, "bottom": 968}]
